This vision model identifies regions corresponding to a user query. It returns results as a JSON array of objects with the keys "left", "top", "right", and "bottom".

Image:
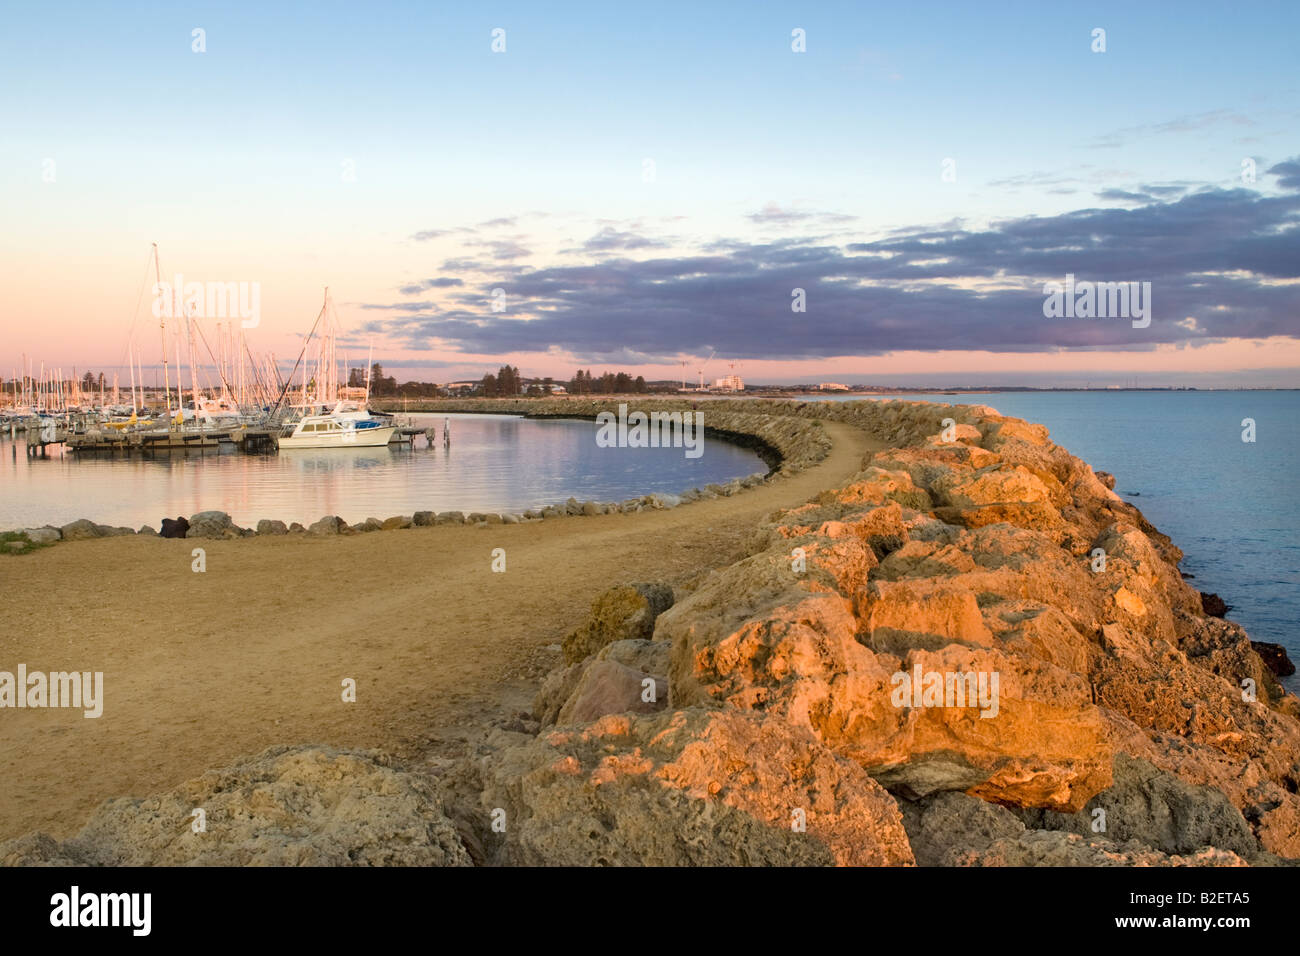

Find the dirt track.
[{"left": 0, "top": 422, "right": 880, "bottom": 840}]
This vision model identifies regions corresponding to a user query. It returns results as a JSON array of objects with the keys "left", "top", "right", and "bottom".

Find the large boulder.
[
  {"left": 159, "top": 516, "right": 189, "bottom": 539},
  {"left": 0, "top": 746, "right": 470, "bottom": 867},
  {"left": 561, "top": 583, "right": 674, "bottom": 664},
  {"left": 555, "top": 659, "right": 667, "bottom": 724},
  {"left": 1014, "top": 753, "right": 1257, "bottom": 858},
  {"left": 187, "top": 511, "right": 245, "bottom": 539},
  {"left": 466, "top": 710, "right": 915, "bottom": 867},
  {"left": 59, "top": 519, "right": 106, "bottom": 541}
]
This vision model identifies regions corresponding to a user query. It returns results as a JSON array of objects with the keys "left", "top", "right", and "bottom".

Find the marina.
[
  {"left": 0, "top": 411, "right": 765, "bottom": 531},
  {"left": 5, "top": 413, "right": 428, "bottom": 456}
]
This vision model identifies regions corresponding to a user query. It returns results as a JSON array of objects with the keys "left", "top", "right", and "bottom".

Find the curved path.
[{"left": 0, "top": 421, "right": 881, "bottom": 839}]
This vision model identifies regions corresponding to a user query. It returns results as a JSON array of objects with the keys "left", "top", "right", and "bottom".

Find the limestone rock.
[
  {"left": 1252, "top": 641, "right": 1295, "bottom": 677},
  {"left": 59, "top": 519, "right": 105, "bottom": 541},
  {"left": 0, "top": 746, "right": 470, "bottom": 867},
  {"left": 1201, "top": 591, "right": 1231, "bottom": 618},
  {"left": 468, "top": 710, "right": 914, "bottom": 866},
  {"left": 555, "top": 659, "right": 667, "bottom": 724},
  {"left": 187, "top": 511, "right": 246, "bottom": 539},
  {"left": 1015, "top": 753, "right": 1257, "bottom": 858},
  {"left": 561, "top": 583, "right": 674, "bottom": 664}
]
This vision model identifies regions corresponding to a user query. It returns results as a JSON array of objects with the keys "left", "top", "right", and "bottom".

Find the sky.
[{"left": 1, "top": 0, "right": 1298, "bottom": 388}]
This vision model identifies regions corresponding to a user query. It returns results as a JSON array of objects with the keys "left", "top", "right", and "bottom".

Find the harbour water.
[{"left": 0, "top": 412, "right": 765, "bottom": 530}]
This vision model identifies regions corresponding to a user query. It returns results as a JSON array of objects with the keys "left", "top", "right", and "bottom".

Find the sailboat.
[{"left": 270, "top": 289, "right": 396, "bottom": 448}]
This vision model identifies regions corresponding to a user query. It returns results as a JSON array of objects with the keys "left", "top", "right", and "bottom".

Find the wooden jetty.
[{"left": 65, "top": 426, "right": 283, "bottom": 455}]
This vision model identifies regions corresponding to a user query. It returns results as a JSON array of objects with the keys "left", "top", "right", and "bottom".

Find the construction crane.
[{"left": 696, "top": 349, "right": 716, "bottom": 391}]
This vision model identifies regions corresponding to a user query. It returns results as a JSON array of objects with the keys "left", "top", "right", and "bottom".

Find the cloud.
[
  {"left": 571, "top": 226, "right": 669, "bottom": 253},
  {"left": 1089, "top": 109, "right": 1255, "bottom": 149},
  {"left": 363, "top": 167, "right": 1300, "bottom": 361},
  {"left": 399, "top": 278, "right": 464, "bottom": 294},
  {"left": 1269, "top": 158, "right": 1300, "bottom": 190},
  {"left": 361, "top": 301, "right": 438, "bottom": 311},
  {"left": 470, "top": 237, "right": 532, "bottom": 260},
  {"left": 747, "top": 203, "right": 858, "bottom": 225},
  {"left": 1097, "top": 182, "right": 1196, "bottom": 204}
]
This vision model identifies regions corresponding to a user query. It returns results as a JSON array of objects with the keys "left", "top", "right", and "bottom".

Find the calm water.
[
  {"left": 817, "top": 391, "right": 1300, "bottom": 689},
  {"left": 0, "top": 413, "right": 764, "bottom": 529}
]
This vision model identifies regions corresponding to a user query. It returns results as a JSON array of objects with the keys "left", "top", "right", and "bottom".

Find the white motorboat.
[{"left": 278, "top": 405, "right": 396, "bottom": 448}]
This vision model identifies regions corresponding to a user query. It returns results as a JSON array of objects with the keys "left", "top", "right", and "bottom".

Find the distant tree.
[
  {"left": 634, "top": 375, "right": 646, "bottom": 393},
  {"left": 495, "top": 364, "right": 522, "bottom": 396},
  {"left": 480, "top": 372, "right": 498, "bottom": 397},
  {"left": 613, "top": 372, "right": 632, "bottom": 393},
  {"left": 542, "top": 376, "right": 555, "bottom": 394}
]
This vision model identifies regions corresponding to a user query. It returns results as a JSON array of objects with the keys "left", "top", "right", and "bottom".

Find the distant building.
[
  {"left": 443, "top": 381, "right": 481, "bottom": 395},
  {"left": 712, "top": 375, "right": 744, "bottom": 392},
  {"left": 817, "top": 382, "right": 850, "bottom": 391}
]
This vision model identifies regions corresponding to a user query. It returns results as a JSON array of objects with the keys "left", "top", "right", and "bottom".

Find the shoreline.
[
  {"left": 2, "top": 402, "right": 828, "bottom": 546},
  {"left": 4, "top": 399, "right": 1298, "bottom": 865}
]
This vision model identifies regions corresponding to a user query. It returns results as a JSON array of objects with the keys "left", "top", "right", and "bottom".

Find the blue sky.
[{"left": 2, "top": 1, "right": 1298, "bottom": 386}]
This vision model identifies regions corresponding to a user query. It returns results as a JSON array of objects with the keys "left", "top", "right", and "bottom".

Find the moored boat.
[{"left": 277, "top": 403, "right": 396, "bottom": 448}]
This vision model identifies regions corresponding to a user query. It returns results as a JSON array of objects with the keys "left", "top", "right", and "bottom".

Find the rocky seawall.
[{"left": 5, "top": 399, "right": 1298, "bottom": 866}]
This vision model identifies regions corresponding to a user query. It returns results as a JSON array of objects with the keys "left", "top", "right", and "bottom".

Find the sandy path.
[{"left": 0, "top": 422, "right": 879, "bottom": 840}]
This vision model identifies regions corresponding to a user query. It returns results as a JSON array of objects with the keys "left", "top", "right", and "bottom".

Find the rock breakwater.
[{"left": 6, "top": 399, "right": 1296, "bottom": 866}]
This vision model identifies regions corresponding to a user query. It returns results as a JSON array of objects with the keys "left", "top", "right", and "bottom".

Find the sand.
[{"left": 0, "top": 421, "right": 881, "bottom": 840}]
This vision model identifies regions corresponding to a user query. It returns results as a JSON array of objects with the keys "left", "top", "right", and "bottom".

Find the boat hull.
[{"left": 278, "top": 425, "right": 397, "bottom": 448}]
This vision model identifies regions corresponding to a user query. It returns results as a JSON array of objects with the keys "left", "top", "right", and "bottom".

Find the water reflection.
[{"left": 0, "top": 413, "right": 765, "bottom": 529}]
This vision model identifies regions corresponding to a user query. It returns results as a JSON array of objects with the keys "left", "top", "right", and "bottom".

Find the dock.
[{"left": 64, "top": 426, "right": 283, "bottom": 455}]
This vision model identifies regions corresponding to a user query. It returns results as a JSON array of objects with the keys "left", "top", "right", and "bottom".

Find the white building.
[
  {"left": 816, "top": 382, "right": 850, "bottom": 391},
  {"left": 712, "top": 375, "right": 744, "bottom": 392}
]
